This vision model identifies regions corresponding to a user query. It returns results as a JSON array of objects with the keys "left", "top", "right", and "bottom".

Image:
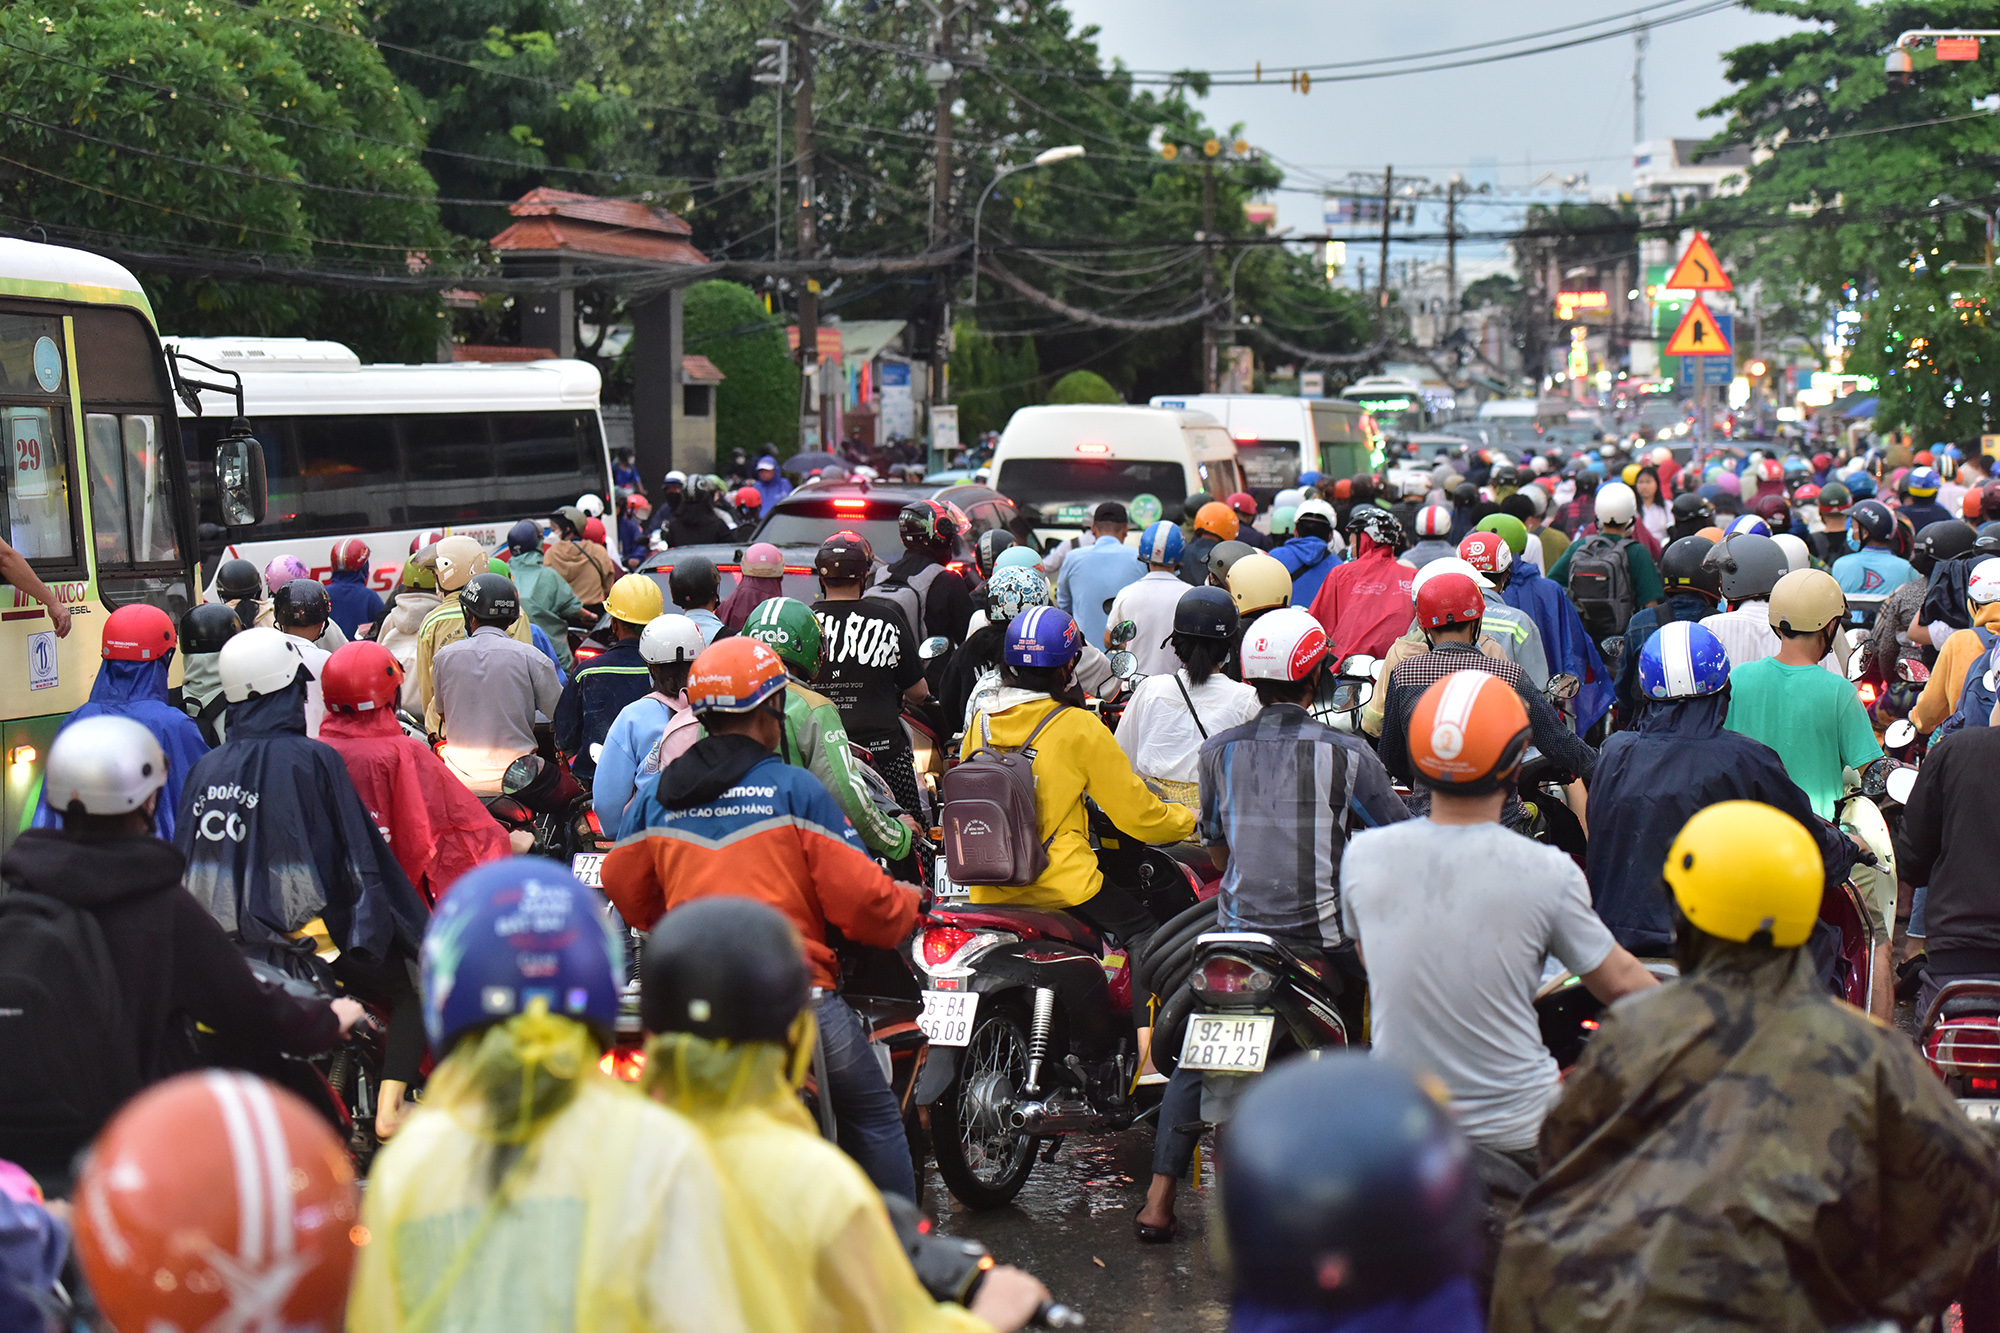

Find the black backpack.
[
  {"left": 1567, "top": 534, "right": 1640, "bottom": 637},
  {"left": 0, "top": 889, "right": 138, "bottom": 1160}
]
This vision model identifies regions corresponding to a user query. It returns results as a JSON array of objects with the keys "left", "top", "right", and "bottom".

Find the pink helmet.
[{"left": 263, "top": 554, "right": 310, "bottom": 588}]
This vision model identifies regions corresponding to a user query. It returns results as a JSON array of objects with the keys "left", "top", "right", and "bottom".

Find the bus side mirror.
[{"left": 214, "top": 421, "right": 267, "bottom": 528}]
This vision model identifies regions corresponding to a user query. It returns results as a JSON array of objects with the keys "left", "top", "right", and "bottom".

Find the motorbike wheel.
[{"left": 931, "top": 1007, "right": 1038, "bottom": 1209}]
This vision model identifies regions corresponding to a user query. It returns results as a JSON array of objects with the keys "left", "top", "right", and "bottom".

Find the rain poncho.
[
  {"left": 1491, "top": 939, "right": 2000, "bottom": 1332},
  {"left": 327, "top": 566, "right": 386, "bottom": 640},
  {"left": 718, "top": 574, "right": 786, "bottom": 634},
  {"left": 173, "top": 678, "right": 428, "bottom": 969},
  {"left": 509, "top": 548, "right": 584, "bottom": 670},
  {"left": 1305, "top": 533, "right": 1417, "bottom": 662},
  {"left": 349, "top": 1011, "right": 766, "bottom": 1333},
  {"left": 318, "top": 705, "right": 511, "bottom": 907},
  {"left": 642, "top": 1029, "right": 988, "bottom": 1333},
  {"left": 1501, "top": 560, "right": 1611, "bottom": 732},
  {"left": 30, "top": 657, "right": 209, "bottom": 841},
  {"left": 751, "top": 455, "right": 794, "bottom": 509}
]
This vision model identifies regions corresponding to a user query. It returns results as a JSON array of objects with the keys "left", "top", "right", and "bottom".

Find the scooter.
[
  {"left": 1920, "top": 979, "right": 2000, "bottom": 1125},
  {"left": 241, "top": 958, "right": 392, "bottom": 1168}
]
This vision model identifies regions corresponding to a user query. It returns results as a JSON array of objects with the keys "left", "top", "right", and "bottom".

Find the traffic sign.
[
  {"left": 1663, "top": 297, "right": 1734, "bottom": 358},
  {"left": 1665, "top": 233, "right": 1732, "bottom": 292},
  {"left": 1677, "top": 356, "right": 1734, "bottom": 388}
]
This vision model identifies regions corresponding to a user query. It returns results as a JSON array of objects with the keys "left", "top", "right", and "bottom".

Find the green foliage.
[
  {"left": 681, "top": 280, "right": 800, "bottom": 460},
  {"left": 949, "top": 321, "right": 1040, "bottom": 436},
  {"left": 1462, "top": 274, "right": 1520, "bottom": 312},
  {"left": 0, "top": 0, "right": 449, "bottom": 361},
  {"left": 1045, "top": 369, "right": 1120, "bottom": 404}
]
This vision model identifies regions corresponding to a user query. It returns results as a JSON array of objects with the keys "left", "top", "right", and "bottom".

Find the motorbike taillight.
[
  {"left": 922, "top": 926, "right": 976, "bottom": 967},
  {"left": 585, "top": 809, "right": 604, "bottom": 836},
  {"left": 1925, "top": 1019, "right": 2000, "bottom": 1078},
  {"left": 598, "top": 1047, "right": 648, "bottom": 1083},
  {"left": 1193, "top": 956, "right": 1275, "bottom": 1001}
]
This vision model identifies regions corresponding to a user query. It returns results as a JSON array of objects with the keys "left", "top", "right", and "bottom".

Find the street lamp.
[{"left": 968, "top": 145, "right": 1085, "bottom": 307}]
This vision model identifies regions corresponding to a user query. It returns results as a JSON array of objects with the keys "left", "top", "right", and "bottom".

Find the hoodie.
[
  {"left": 1306, "top": 534, "right": 1417, "bottom": 663},
  {"left": 326, "top": 567, "right": 385, "bottom": 640},
  {"left": 1914, "top": 600, "right": 2000, "bottom": 734},
  {"left": 1272, "top": 535, "right": 1342, "bottom": 605},
  {"left": 377, "top": 587, "right": 439, "bottom": 677},
  {"left": 751, "top": 455, "right": 794, "bottom": 510},
  {"left": 180, "top": 649, "right": 230, "bottom": 746},
  {"left": 31, "top": 658, "right": 210, "bottom": 841}
]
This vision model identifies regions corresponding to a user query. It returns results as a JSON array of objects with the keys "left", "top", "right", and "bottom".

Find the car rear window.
[
  {"left": 755, "top": 498, "right": 904, "bottom": 555},
  {"left": 995, "top": 459, "right": 1186, "bottom": 525}
]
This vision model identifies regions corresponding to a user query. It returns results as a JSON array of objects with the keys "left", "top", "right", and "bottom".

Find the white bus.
[{"left": 167, "top": 337, "right": 616, "bottom": 592}]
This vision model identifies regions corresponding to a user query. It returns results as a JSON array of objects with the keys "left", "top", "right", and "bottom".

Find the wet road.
[{"left": 923, "top": 1123, "right": 1229, "bottom": 1331}]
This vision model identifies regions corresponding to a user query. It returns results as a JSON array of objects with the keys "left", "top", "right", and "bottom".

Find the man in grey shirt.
[{"left": 433, "top": 573, "right": 564, "bottom": 793}]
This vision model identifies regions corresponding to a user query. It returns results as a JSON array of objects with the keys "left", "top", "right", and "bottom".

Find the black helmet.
[
  {"left": 814, "top": 530, "right": 872, "bottom": 582},
  {"left": 975, "top": 528, "right": 1015, "bottom": 577},
  {"left": 1848, "top": 499, "right": 1896, "bottom": 544},
  {"left": 271, "top": 578, "right": 331, "bottom": 629},
  {"left": 1173, "top": 585, "right": 1239, "bottom": 640},
  {"left": 1452, "top": 482, "right": 1478, "bottom": 508},
  {"left": 1223, "top": 1053, "right": 1481, "bottom": 1313},
  {"left": 214, "top": 558, "right": 262, "bottom": 602},
  {"left": 897, "top": 499, "right": 958, "bottom": 550},
  {"left": 641, "top": 897, "right": 809, "bottom": 1044},
  {"left": 1183, "top": 490, "right": 1214, "bottom": 522},
  {"left": 1206, "top": 539, "right": 1257, "bottom": 585},
  {"left": 1659, "top": 535, "right": 1721, "bottom": 599},
  {"left": 1915, "top": 519, "right": 1978, "bottom": 574},
  {"left": 507, "top": 519, "right": 544, "bottom": 554},
  {"left": 180, "top": 602, "right": 242, "bottom": 655},
  {"left": 1670, "top": 492, "right": 1715, "bottom": 526},
  {"left": 1489, "top": 462, "right": 1519, "bottom": 486},
  {"left": 1700, "top": 532, "right": 1788, "bottom": 601},
  {"left": 459, "top": 572, "right": 520, "bottom": 625},
  {"left": 1345, "top": 504, "right": 1401, "bottom": 547}
]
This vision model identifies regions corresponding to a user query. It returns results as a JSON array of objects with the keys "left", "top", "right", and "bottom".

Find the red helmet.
[
  {"left": 330, "top": 537, "right": 371, "bottom": 572},
  {"left": 321, "top": 641, "right": 405, "bottom": 714},
  {"left": 1758, "top": 458, "right": 1782, "bottom": 482},
  {"left": 1415, "top": 572, "right": 1484, "bottom": 631},
  {"left": 1457, "top": 531, "right": 1511, "bottom": 575},
  {"left": 101, "top": 603, "right": 176, "bottom": 661},
  {"left": 1794, "top": 483, "right": 1821, "bottom": 505},
  {"left": 1812, "top": 452, "right": 1833, "bottom": 471},
  {"left": 1408, "top": 670, "right": 1531, "bottom": 794},
  {"left": 73, "top": 1072, "right": 360, "bottom": 1333},
  {"left": 686, "top": 637, "right": 789, "bottom": 714},
  {"left": 582, "top": 516, "right": 607, "bottom": 544},
  {"left": 409, "top": 528, "right": 446, "bottom": 555},
  {"left": 736, "top": 486, "right": 763, "bottom": 509},
  {"left": 1226, "top": 491, "right": 1257, "bottom": 518}
]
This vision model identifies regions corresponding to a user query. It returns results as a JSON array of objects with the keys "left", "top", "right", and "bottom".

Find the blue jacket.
[
  {"left": 555, "top": 637, "right": 650, "bottom": 777},
  {"left": 1586, "top": 692, "right": 1853, "bottom": 954},
  {"left": 1615, "top": 592, "right": 1716, "bottom": 720},
  {"left": 752, "top": 455, "right": 794, "bottom": 510},
  {"left": 1273, "top": 535, "right": 1341, "bottom": 606},
  {"left": 32, "top": 659, "right": 210, "bottom": 841},
  {"left": 1500, "top": 563, "right": 1611, "bottom": 732},
  {"left": 326, "top": 568, "right": 384, "bottom": 640}
]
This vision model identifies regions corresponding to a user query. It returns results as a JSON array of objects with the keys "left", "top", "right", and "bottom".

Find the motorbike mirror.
[
  {"left": 1886, "top": 765, "right": 1919, "bottom": 806},
  {"left": 1107, "top": 619, "right": 1139, "bottom": 649},
  {"left": 1898, "top": 657, "right": 1931, "bottom": 683},
  {"left": 917, "top": 634, "right": 952, "bottom": 662},
  {"left": 1108, "top": 650, "right": 1140, "bottom": 680},
  {"left": 501, "top": 753, "right": 548, "bottom": 798},
  {"left": 1847, "top": 652, "right": 1867, "bottom": 682},
  {"left": 1546, "top": 673, "right": 1581, "bottom": 704},
  {"left": 1883, "top": 718, "right": 1918, "bottom": 751},
  {"left": 1340, "top": 653, "right": 1381, "bottom": 681}
]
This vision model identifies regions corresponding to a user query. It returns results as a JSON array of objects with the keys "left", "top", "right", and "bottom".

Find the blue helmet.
[
  {"left": 1639, "top": 621, "right": 1731, "bottom": 701},
  {"left": 506, "top": 519, "right": 543, "bottom": 554},
  {"left": 420, "top": 858, "right": 626, "bottom": 1053},
  {"left": 1004, "top": 606, "right": 1083, "bottom": 668},
  {"left": 1298, "top": 470, "right": 1323, "bottom": 490},
  {"left": 1843, "top": 470, "right": 1877, "bottom": 499},
  {"left": 1908, "top": 466, "right": 1942, "bottom": 497},
  {"left": 1724, "top": 514, "right": 1771, "bottom": 539},
  {"left": 1138, "top": 519, "right": 1185, "bottom": 565},
  {"left": 1782, "top": 455, "right": 1811, "bottom": 479}
]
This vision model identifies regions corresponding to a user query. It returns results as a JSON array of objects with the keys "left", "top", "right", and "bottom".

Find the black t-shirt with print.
[{"left": 812, "top": 598, "right": 924, "bottom": 742}]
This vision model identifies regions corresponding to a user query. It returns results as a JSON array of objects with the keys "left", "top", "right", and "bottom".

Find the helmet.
[
  {"left": 214, "top": 558, "right": 263, "bottom": 602},
  {"left": 1411, "top": 554, "right": 1490, "bottom": 595},
  {"left": 1908, "top": 466, "right": 1942, "bottom": 497},
  {"left": 459, "top": 572, "right": 520, "bottom": 626},
  {"left": 814, "top": 530, "right": 872, "bottom": 581},
  {"left": 434, "top": 535, "right": 487, "bottom": 592},
  {"left": 582, "top": 516, "right": 607, "bottom": 545},
  {"left": 1227, "top": 551, "right": 1293, "bottom": 616},
  {"left": 1226, "top": 491, "right": 1258, "bottom": 518},
  {"left": 409, "top": 529, "right": 447, "bottom": 555},
  {"left": 1474, "top": 513, "right": 1529, "bottom": 556},
  {"left": 735, "top": 542, "right": 783, "bottom": 579},
  {"left": 641, "top": 897, "right": 809, "bottom": 1043},
  {"left": 507, "top": 519, "right": 544, "bottom": 554},
  {"left": 1782, "top": 454, "right": 1810, "bottom": 480},
  {"left": 639, "top": 614, "right": 706, "bottom": 667},
  {"left": 1192, "top": 502, "right": 1241, "bottom": 541},
  {"left": 1268, "top": 505, "right": 1298, "bottom": 537},
  {"left": 218, "top": 626, "right": 305, "bottom": 702},
  {"left": 1665, "top": 800, "right": 1821, "bottom": 948},
  {"left": 1768, "top": 569, "right": 1846, "bottom": 634},
  {"left": 272, "top": 578, "right": 331, "bottom": 630},
  {"left": 1238, "top": 607, "right": 1328, "bottom": 682},
  {"left": 1758, "top": 457, "right": 1783, "bottom": 483},
  {"left": 1815, "top": 481, "right": 1852, "bottom": 516},
  {"left": 1408, "top": 669, "right": 1530, "bottom": 794},
  {"left": 1969, "top": 557, "right": 2000, "bottom": 605},
  {"left": 552, "top": 504, "right": 588, "bottom": 537},
  {"left": 1004, "top": 606, "right": 1084, "bottom": 668},
  {"left": 1843, "top": 470, "right": 1877, "bottom": 500},
  {"left": 263, "top": 554, "right": 310, "bottom": 589},
  {"left": 1293, "top": 498, "right": 1337, "bottom": 535},
  {"left": 1752, "top": 493, "right": 1792, "bottom": 527},
  {"left": 662, "top": 469, "right": 686, "bottom": 489},
  {"left": 181, "top": 602, "right": 242, "bottom": 655},
  {"left": 1222, "top": 1053, "right": 1479, "bottom": 1315},
  {"left": 421, "top": 859, "right": 625, "bottom": 1052},
  {"left": 1183, "top": 491, "right": 1215, "bottom": 523},
  {"left": 1415, "top": 571, "right": 1485, "bottom": 632},
  {"left": 1173, "top": 585, "right": 1239, "bottom": 640},
  {"left": 1939, "top": 454, "right": 1960, "bottom": 481},
  {"left": 1452, "top": 482, "right": 1478, "bottom": 508},
  {"left": 1207, "top": 539, "right": 1257, "bottom": 585},
  {"left": 45, "top": 715, "right": 167, "bottom": 816},
  {"left": 321, "top": 641, "right": 404, "bottom": 715},
  {"left": 735, "top": 486, "right": 764, "bottom": 512},
  {"left": 1595, "top": 482, "right": 1638, "bottom": 526},
  {"left": 576, "top": 492, "right": 606, "bottom": 518},
  {"left": 329, "top": 537, "right": 370, "bottom": 573},
  {"left": 686, "top": 637, "right": 789, "bottom": 714},
  {"left": 1848, "top": 499, "right": 1896, "bottom": 544},
  {"left": 1137, "top": 519, "right": 1185, "bottom": 564},
  {"left": 74, "top": 1072, "right": 359, "bottom": 1333},
  {"left": 976, "top": 528, "right": 1016, "bottom": 575},
  {"left": 1723, "top": 514, "right": 1771, "bottom": 540},
  {"left": 898, "top": 499, "right": 959, "bottom": 549},
  {"left": 606, "top": 573, "right": 665, "bottom": 625},
  {"left": 1414, "top": 505, "right": 1453, "bottom": 538},
  {"left": 1490, "top": 461, "right": 1519, "bottom": 486},
  {"left": 986, "top": 565, "right": 1052, "bottom": 622},
  {"left": 1345, "top": 504, "right": 1401, "bottom": 547},
  {"left": 1670, "top": 492, "right": 1715, "bottom": 528},
  {"left": 1638, "top": 621, "right": 1732, "bottom": 701},
  {"left": 1916, "top": 519, "right": 1978, "bottom": 568},
  {"left": 1457, "top": 531, "right": 1512, "bottom": 576},
  {"left": 1772, "top": 533, "right": 1811, "bottom": 573},
  {"left": 994, "top": 545, "right": 1041, "bottom": 571},
  {"left": 742, "top": 597, "right": 824, "bottom": 677},
  {"left": 1701, "top": 533, "right": 1788, "bottom": 601},
  {"left": 1793, "top": 483, "right": 1821, "bottom": 506},
  {"left": 1658, "top": 536, "right": 1719, "bottom": 597},
  {"left": 101, "top": 603, "right": 176, "bottom": 661}
]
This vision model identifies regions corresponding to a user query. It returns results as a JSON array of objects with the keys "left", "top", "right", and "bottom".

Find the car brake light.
[
  {"left": 835, "top": 498, "right": 869, "bottom": 510},
  {"left": 783, "top": 565, "right": 815, "bottom": 574},
  {"left": 1581, "top": 1018, "right": 1600, "bottom": 1031},
  {"left": 923, "top": 926, "right": 975, "bottom": 966},
  {"left": 1075, "top": 441, "right": 1110, "bottom": 453},
  {"left": 1193, "top": 957, "right": 1274, "bottom": 996},
  {"left": 599, "top": 1048, "right": 648, "bottom": 1082},
  {"left": 575, "top": 644, "right": 604, "bottom": 662}
]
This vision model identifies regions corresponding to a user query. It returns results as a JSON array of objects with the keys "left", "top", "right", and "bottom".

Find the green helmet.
[
  {"left": 1269, "top": 504, "right": 1298, "bottom": 537},
  {"left": 1475, "top": 513, "right": 1530, "bottom": 556},
  {"left": 742, "top": 596, "right": 823, "bottom": 677}
]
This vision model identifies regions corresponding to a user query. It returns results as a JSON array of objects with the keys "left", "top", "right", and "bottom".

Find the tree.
[
  {"left": 949, "top": 321, "right": 1040, "bottom": 437},
  {"left": 680, "top": 280, "right": 800, "bottom": 462},
  {"left": 1046, "top": 370, "right": 1119, "bottom": 404}
]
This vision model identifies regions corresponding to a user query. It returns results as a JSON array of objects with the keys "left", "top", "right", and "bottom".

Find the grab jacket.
[
  {"left": 779, "top": 680, "right": 912, "bottom": 860},
  {"left": 30, "top": 658, "right": 209, "bottom": 841}
]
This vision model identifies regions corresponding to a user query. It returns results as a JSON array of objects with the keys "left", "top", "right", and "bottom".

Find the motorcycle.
[
  {"left": 883, "top": 1192, "right": 1085, "bottom": 1328},
  {"left": 477, "top": 752, "right": 610, "bottom": 876},
  {"left": 241, "top": 958, "right": 392, "bottom": 1168},
  {"left": 1920, "top": 979, "right": 2000, "bottom": 1126}
]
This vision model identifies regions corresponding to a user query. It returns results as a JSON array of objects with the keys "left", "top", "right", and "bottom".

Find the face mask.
[{"left": 1848, "top": 528, "right": 1864, "bottom": 553}]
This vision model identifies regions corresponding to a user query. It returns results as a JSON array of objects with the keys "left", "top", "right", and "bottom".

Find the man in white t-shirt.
[
  {"left": 1699, "top": 531, "right": 1845, "bottom": 672},
  {"left": 1108, "top": 521, "right": 1197, "bottom": 676}
]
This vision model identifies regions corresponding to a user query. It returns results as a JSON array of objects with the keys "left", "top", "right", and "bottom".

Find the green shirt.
[
  {"left": 1548, "top": 531, "right": 1665, "bottom": 607},
  {"left": 1724, "top": 657, "right": 1883, "bottom": 819}
]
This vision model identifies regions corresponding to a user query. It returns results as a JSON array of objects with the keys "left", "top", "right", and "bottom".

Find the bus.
[
  {"left": 1339, "top": 376, "right": 1435, "bottom": 434},
  {"left": 1147, "top": 393, "right": 1383, "bottom": 505},
  {"left": 166, "top": 337, "right": 617, "bottom": 594},
  {"left": 1, "top": 239, "right": 266, "bottom": 839}
]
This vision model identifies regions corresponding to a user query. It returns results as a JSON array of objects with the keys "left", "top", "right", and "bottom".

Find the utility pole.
[
  {"left": 1445, "top": 175, "right": 1462, "bottom": 339},
  {"left": 791, "top": 0, "right": 821, "bottom": 447},
  {"left": 1377, "top": 165, "right": 1394, "bottom": 311},
  {"left": 752, "top": 38, "right": 789, "bottom": 261},
  {"left": 1633, "top": 24, "right": 1649, "bottom": 146},
  {"left": 1201, "top": 161, "right": 1218, "bottom": 391},
  {"left": 922, "top": 0, "right": 974, "bottom": 409}
]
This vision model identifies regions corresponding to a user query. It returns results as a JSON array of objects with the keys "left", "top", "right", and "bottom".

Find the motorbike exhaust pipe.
[{"left": 1009, "top": 1102, "right": 1113, "bottom": 1135}]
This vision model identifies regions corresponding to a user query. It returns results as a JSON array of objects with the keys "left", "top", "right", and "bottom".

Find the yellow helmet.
[
  {"left": 1621, "top": 463, "right": 1642, "bottom": 486},
  {"left": 1663, "top": 801, "right": 1822, "bottom": 948},
  {"left": 1227, "top": 551, "right": 1293, "bottom": 616},
  {"left": 1767, "top": 568, "right": 1846, "bottom": 635},
  {"left": 607, "top": 573, "right": 666, "bottom": 625},
  {"left": 434, "top": 536, "right": 486, "bottom": 593}
]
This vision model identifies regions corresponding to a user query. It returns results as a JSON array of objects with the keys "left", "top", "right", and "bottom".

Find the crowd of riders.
[{"left": 9, "top": 424, "right": 2000, "bottom": 1332}]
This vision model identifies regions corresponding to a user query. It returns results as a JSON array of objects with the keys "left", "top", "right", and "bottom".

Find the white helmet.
[
  {"left": 434, "top": 535, "right": 486, "bottom": 593},
  {"left": 1238, "top": 607, "right": 1330, "bottom": 683},
  {"left": 639, "top": 614, "right": 706, "bottom": 666},
  {"left": 1772, "top": 533, "right": 1811, "bottom": 574},
  {"left": 1970, "top": 558, "right": 2000, "bottom": 606},
  {"left": 218, "top": 626, "right": 306, "bottom": 703},
  {"left": 1595, "top": 481, "right": 1638, "bottom": 526},
  {"left": 576, "top": 492, "right": 606, "bottom": 518},
  {"left": 1294, "top": 498, "right": 1337, "bottom": 531},
  {"left": 44, "top": 715, "right": 166, "bottom": 816},
  {"left": 1414, "top": 505, "right": 1452, "bottom": 538},
  {"left": 1411, "top": 554, "right": 1493, "bottom": 593},
  {"left": 1272, "top": 487, "right": 1305, "bottom": 511}
]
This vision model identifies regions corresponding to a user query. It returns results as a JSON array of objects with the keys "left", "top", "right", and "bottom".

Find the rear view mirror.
[
  {"left": 1107, "top": 619, "right": 1138, "bottom": 648},
  {"left": 918, "top": 634, "right": 952, "bottom": 662},
  {"left": 1108, "top": 650, "right": 1139, "bottom": 680},
  {"left": 214, "top": 422, "right": 268, "bottom": 528},
  {"left": 1884, "top": 718, "right": 1917, "bottom": 750},
  {"left": 1886, "top": 765, "right": 1919, "bottom": 806}
]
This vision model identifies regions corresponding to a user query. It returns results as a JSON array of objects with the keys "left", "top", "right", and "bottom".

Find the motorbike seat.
[
  {"left": 1941, "top": 993, "right": 2000, "bottom": 1020},
  {"left": 932, "top": 904, "right": 1103, "bottom": 953}
]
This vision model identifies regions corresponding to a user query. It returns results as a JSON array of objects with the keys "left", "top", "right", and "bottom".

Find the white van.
[
  {"left": 1147, "top": 393, "right": 1383, "bottom": 504},
  {"left": 1477, "top": 397, "right": 1574, "bottom": 429},
  {"left": 991, "top": 404, "right": 1243, "bottom": 546}
]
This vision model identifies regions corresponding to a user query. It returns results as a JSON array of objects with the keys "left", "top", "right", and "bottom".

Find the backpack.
[
  {"left": 0, "top": 888, "right": 138, "bottom": 1158},
  {"left": 939, "top": 704, "right": 1071, "bottom": 886},
  {"left": 866, "top": 562, "right": 946, "bottom": 642},
  {"left": 1937, "top": 629, "right": 2000, "bottom": 739},
  {"left": 1566, "top": 534, "right": 1639, "bottom": 637}
]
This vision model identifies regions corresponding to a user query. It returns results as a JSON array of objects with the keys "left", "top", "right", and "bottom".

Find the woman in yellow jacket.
[
  {"left": 960, "top": 607, "right": 1195, "bottom": 949},
  {"left": 1912, "top": 558, "right": 2000, "bottom": 735}
]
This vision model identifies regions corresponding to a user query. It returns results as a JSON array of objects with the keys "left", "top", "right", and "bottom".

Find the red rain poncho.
[{"left": 1306, "top": 533, "right": 1417, "bottom": 662}]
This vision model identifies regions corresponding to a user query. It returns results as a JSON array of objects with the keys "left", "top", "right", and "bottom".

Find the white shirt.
[
  {"left": 1107, "top": 570, "right": 1192, "bottom": 677},
  {"left": 1114, "top": 669, "right": 1260, "bottom": 783},
  {"left": 1701, "top": 602, "right": 1843, "bottom": 673}
]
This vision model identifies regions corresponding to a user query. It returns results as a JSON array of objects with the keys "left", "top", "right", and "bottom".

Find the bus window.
[
  {"left": 294, "top": 414, "right": 398, "bottom": 530},
  {"left": 492, "top": 411, "right": 597, "bottom": 516},
  {"left": 85, "top": 414, "right": 179, "bottom": 566},
  {"left": 6, "top": 405, "right": 75, "bottom": 563}
]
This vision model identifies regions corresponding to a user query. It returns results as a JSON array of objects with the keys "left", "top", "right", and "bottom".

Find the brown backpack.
[{"left": 940, "top": 704, "right": 1071, "bottom": 886}]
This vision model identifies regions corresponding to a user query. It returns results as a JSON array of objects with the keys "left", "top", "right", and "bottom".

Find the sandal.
[{"left": 1134, "top": 1213, "right": 1180, "bottom": 1244}]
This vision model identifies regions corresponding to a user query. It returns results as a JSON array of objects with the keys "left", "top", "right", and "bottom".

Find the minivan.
[
  {"left": 1147, "top": 393, "right": 1384, "bottom": 505},
  {"left": 991, "top": 405, "right": 1245, "bottom": 547}
]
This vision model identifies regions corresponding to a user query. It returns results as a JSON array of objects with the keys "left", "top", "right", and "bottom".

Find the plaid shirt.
[{"left": 1379, "top": 641, "right": 1597, "bottom": 794}]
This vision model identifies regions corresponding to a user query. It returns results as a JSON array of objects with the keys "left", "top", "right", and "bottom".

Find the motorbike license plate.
[
  {"left": 1180, "top": 1014, "right": 1277, "bottom": 1073},
  {"left": 1960, "top": 1098, "right": 2000, "bottom": 1124},
  {"left": 570, "top": 853, "right": 604, "bottom": 888},
  {"left": 918, "top": 991, "right": 980, "bottom": 1047},
  {"left": 932, "top": 857, "right": 968, "bottom": 903}
]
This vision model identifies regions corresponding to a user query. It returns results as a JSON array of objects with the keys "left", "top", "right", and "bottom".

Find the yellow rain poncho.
[{"left": 643, "top": 1025, "right": 993, "bottom": 1333}]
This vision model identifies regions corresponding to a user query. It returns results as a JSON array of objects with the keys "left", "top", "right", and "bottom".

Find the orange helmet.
[
  {"left": 1968, "top": 488, "right": 1985, "bottom": 521},
  {"left": 1193, "top": 502, "right": 1241, "bottom": 541},
  {"left": 1408, "top": 670, "right": 1530, "bottom": 794},
  {"left": 1332, "top": 478, "right": 1353, "bottom": 501},
  {"left": 73, "top": 1071, "right": 360, "bottom": 1333},
  {"left": 685, "top": 637, "right": 789, "bottom": 714}
]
